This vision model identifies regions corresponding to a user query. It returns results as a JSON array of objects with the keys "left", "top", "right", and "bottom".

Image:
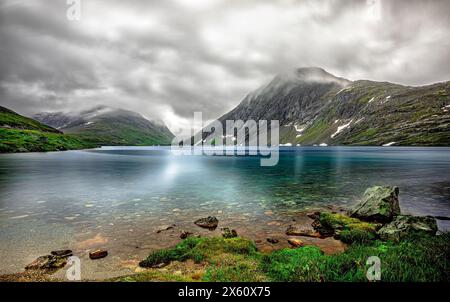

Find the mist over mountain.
[{"left": 207, "top": 67, "right": 450, "bottom": 146}]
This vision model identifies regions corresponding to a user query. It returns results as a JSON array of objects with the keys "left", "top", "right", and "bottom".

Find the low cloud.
[{"left": 0, "top": 0, "right": 449, "bottom": 134}]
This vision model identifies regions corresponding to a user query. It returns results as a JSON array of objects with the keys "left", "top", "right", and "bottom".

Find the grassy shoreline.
[{"left": 111, "top": 231, "right": 449, "bottom": 282}]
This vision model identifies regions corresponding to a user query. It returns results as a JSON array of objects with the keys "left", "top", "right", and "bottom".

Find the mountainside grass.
[
  {"left": 0, "top": 128, "right": 95, "bottom": 153},
  {"left": 0, "top": 107, "right": 59, "bottom": 133},
  {"left": 68, "top": 121, "right": 173, "bottom": 146}
]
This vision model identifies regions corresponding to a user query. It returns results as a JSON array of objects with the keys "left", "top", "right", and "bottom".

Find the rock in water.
[
  {"left": 180, "top": 230, "right": 193, "bottom": 239},
  {"left": 286, "top": 225, "right": 323, "bottom": 238},
  {"left": 287, "top": 238, "right": 304, "bottom": 248},
  {"left": 51, "top": 250, "right": 73, "bottom": 257},
  {"left": 25, "top": 255, "right": 67, "bottom": 270},
  {"left": 221, "top": 228, "right": 238, "bottom": 238},
  {"left": 194, "top": 216, "right": 219, "bottom": 229},
  {"left": 307, "top": 212, "right": 321, "bottom": 220},
  {"left": 351, "top": 186, "right": 400, "bottom": 222},
  {"left": 89, "top": 249, "right": 108, "bottom": 260},
  {"left": 267, "top": 238, "right": 279, "bottom": 244},
  {"left": 377, "top": 215, "right": 437, "bottom": 241}
]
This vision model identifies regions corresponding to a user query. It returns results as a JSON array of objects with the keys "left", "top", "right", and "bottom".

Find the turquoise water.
[{"left": 0, "top": 146, "right": 449, "bottom": 274}]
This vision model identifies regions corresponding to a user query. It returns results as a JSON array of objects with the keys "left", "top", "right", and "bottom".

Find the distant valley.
[
  {"left": 0, "top": 105, "right": 174, "bottom": 153},
  {"left": 34, "top": 106, "right": 174, "bottom": 147}
]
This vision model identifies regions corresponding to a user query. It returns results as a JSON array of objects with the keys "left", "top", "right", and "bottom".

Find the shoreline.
[{"left": 2, "top": 201, "right": 449, "bottom": 282}]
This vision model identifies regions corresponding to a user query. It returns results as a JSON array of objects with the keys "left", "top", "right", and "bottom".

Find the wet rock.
[
  {"left": 351, "top": 186, "right": 400, "bottom": 222},
  {"left": 286, "top": 225, "right": 322, "bottom": 238},
  {"left": 221, "top": 228, "right": 238, "bottom": 238},
  {"left": 51, "top": 249, "right": 73, "bottom": 258},
  {"left": 89, "top": 249, "right": 108, "bottom": 260},
  {"left": 194, "top": 216, "right": 218, "bottom": 229},
  {"left": 267, "top": 238, "right": 279, "bottom": 244},
  {"left": 25, "top": 255, "right": 67, "bottom": 270},
  {"left": 377, "top": 215, "right": 438, "bottom": 241},
  {"left": 287, "top": 238, "right": 304, "bottom": 248},
  {"left": 156, "top": 224, "right": 176, "bottom": 233},
  {"left": 307, "top": 211, "right": 321, "bottom": 220},
  {"left": 152, "top": 262, "right": 169, "bottom": 269},
  {"left": 180, "top": 230, "right": 193, "bottom": 239}
]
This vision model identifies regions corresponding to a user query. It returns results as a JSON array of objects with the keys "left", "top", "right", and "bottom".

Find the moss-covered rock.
[
  {"left": 351, "top": 186, "right": 401, "bottom": 222},
  {"left": 377, "top": 215, "right": 438, "bottom": 241},
  {"left": 316, "top": 212, "right": 379, "bottom": 237}
]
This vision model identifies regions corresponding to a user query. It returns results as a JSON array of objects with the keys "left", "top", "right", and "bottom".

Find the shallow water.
[{"left": 1, "top": 146, "right": 450, "bottom": 277}]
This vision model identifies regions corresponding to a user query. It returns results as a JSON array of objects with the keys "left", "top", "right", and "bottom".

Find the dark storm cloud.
[{"left": 0, "top": 0, "right": 449, "bottom": 133}]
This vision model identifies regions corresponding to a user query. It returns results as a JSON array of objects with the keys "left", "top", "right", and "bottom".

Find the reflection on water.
[{"left": 0, "top": 146, "right": 450, "bottom": 276}]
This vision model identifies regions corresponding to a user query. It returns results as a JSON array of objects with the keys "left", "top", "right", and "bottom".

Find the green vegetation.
[
  {"left": 71, "top": 122, "right": 173, "bottom": 146},
  {"left": 0, "top": 128, "right": 95, "bottom": 153},
  {"left": 115, "top": 232, "right": 450, "bottom": 282},
  {"left": 338, "top": 229, "right": 376, "bottom": 244},
  {"left": 318, "top": 212, "right": 379, "bottom": 233},
  {"left": 0, "top": 106, "right": 58, "bottom": 133},
  {"left": 0, "top": 106, "right": 96, "bottom": 153},
  {"left": 139, "top": 236, "right": 257, "bottom": 268}
]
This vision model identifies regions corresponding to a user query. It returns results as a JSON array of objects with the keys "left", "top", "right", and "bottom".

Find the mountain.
[
  {"left": 34, "top": 105, "right": 174, "bottom": 146},
  {"left": 0, "top": 106, "right": 93, "bottom": 152},
  {"left": 209, "top": 67, "right": 450, "bottom": 146}
]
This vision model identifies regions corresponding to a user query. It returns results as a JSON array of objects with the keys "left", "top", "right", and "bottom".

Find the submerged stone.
[
  {"left": 377, "top": 215, "right": 437, "bottom": 241},
  {"left": 194, "top": 216, "right": 219, "bottom": 229},
  {"left": 286, "top": 225, "right": 322, "bottom": 238},
  {"left": 25, "top": 255, "right": 67, "bottom": 270},
  {"left": 180, "top": 230, "right": 193, "bottom": 239},
  {"left": 89, "top": 249, "right": 108, "bottom": 260},
  {"left": 51, "top": 249, "right": 73, "bottom": 257},
  {"left": 351, "top": 186, "right": 400, "bottom": 222},
  {"left": 287, "top": 238, "right": 304, "bottom": 248},
  {"left": 267, "top": 238, "right": 279, "bottom": 244}
]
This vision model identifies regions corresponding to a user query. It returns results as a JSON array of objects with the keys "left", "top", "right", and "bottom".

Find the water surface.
[{"left": 1, "top": 146, "right": 449, "bottom": 277}]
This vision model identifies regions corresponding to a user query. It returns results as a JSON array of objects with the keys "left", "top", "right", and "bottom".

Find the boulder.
[
  {"left": 377, "top": 215, "right": 437, "bottom": 241},
  {"left": 89, "top": 249, "right": 108, "bottom": 260},
  {"left": 287, "top": 238, "right": 304, "bottom": 248},
  {"left": 221, "top": 228, "right": 238, "bottom": 238},
  {"left": 194, "top": 216, "right": 219, "bottom": 229},
  {"left": 351, "top": 186, "right": 401, "bottom": 222}
]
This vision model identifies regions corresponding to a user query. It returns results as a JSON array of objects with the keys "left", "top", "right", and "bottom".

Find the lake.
[{"left": 1, "top": 146, "right": 450, "bottom": 278}]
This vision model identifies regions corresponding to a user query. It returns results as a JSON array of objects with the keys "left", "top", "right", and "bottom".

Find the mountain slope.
[
  {"left": 0, "top": 106, "right": 93, "bottom": 153},
  {"left": 34, "top": 106, "right": 174, "bottom": 146},
  {"left": 212, "top": 68, "right": 450, "bottom": 146}
]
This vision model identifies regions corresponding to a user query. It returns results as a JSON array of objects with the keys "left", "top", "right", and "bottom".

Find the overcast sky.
[{"left": 1, "top": 0, "right": 449, "bottom": 134}]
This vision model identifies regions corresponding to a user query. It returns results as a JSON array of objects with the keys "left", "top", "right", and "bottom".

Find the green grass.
[
  {"left": 139, "top": 236, "right": 257, "bottom": 268},
  {"left": 339, "top": 229, "right": 376, "bottom": 245},
  {"left": 70, "top": 119, "right": 173, "bottom": 146},
  {"left": 122, "top": 232, "right": 450, "bottom": 282},
  {"left": 260, "top": 246, "right": 325, "bottom": 282},
  {"left": 0, "top": 128, "right": 95, "bottom": 153},
  {"left": 261, "top": 233, "right": 450, "bottom": 282},
  {"left": 0, "top": 107, "right": 59, "bottom": 133}
]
